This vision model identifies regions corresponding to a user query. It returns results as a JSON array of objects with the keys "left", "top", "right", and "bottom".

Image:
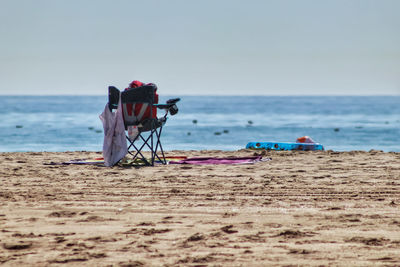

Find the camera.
[{"left": 166, "top": 98, "right": 180, "bottom": 116}]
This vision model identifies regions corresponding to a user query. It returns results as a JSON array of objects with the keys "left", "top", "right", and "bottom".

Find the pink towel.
[{"left": 169, "top": 156, "right": 268, "bottom": 165}]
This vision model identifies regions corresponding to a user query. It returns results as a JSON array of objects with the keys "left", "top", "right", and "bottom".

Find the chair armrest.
[
  {"left": 154, "top": 104, "right": 173, "bottom": 109},
  {"left": 154, "top": 98, "right": 180, "bottom": 109},
  {"left": 154, "top": 98, "right": 180, "bottom": 115}
]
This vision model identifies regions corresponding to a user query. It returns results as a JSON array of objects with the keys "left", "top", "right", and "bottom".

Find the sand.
[{"left": 1, "top": 149, "right": 400, "bottom": 266}]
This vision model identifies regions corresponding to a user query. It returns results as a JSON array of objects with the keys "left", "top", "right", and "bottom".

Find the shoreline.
[
  {"left": 1, "top": 148, "right": 399, "bottom": 155},
  {"left": 1, "top": 150, "right": 399, "bottom": 265}
]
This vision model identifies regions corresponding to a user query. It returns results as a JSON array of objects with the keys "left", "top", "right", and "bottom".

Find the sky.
[{"left": 0, "top": 0, "right": 399, "bottom": 96}]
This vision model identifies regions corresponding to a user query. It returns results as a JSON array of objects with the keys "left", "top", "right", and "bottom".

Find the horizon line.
[{"left": 0, "top": 93, "right": 399, "bottom": 97}]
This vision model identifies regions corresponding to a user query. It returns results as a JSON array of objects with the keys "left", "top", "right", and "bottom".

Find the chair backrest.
[{"left": 121, "top": 84, "right": 158, "bottom": 126}]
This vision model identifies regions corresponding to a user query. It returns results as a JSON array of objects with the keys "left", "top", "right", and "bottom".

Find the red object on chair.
[{"left": 124, "top": 81, "right": 159, "bottom": 121}]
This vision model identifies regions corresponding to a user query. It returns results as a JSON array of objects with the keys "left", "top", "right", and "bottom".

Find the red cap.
[{"left": 129, "top": 80, "right": 144, "bottom": 88}]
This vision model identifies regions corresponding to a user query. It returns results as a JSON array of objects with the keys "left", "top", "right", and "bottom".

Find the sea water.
[{"left": 0, "top": 95, "right": 399, "bottom": 152}]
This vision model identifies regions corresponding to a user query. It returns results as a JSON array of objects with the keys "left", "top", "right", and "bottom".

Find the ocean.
[{"left": 0, "top": 95, "right": 399, "bottom": 152}]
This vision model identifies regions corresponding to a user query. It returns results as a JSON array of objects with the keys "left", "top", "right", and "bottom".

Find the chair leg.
[
  {"left": 127, "top": 135, "right": 151, "bottom": 166},
  {"left": 126, "top": 125, "right": 166, "bottom": 166},
  {"left": 151, "top": 126, "right": 154, "bottom": 165},
  {"left": 153, "top": 126, "right": 166, "bottom": 164}
]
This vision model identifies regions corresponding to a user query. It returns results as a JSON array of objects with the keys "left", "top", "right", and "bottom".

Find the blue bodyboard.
[{"left": 246, "top": 142, "right": 324, "bottom": 151}]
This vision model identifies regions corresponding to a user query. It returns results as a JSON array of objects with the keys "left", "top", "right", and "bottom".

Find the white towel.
[{"left": 99, "top": 95, "right": 128, "bottom": 166}]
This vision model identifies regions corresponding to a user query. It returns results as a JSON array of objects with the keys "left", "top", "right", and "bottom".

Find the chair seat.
[{"left": 136, "top": 117, "right": 166, "bottom": 132}]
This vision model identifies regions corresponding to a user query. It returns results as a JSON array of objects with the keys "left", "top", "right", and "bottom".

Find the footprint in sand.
[
  {"left": 47, "top": 211, "right": 77, "bottom": 217},
  {"left": 3, "top": 241, "right": 32, "bottom": 250},
  {"left": 77, "top": 215, "right": 114, "bottom": 222},
  {"left": 186, "top": 233, "right": 205, "bottom": 242},
  {"left": 221, "top": 225, "right": 238, "bottom": 234},
  {"left": 275, "top": 229, "right": 313, "bottom": 238}
]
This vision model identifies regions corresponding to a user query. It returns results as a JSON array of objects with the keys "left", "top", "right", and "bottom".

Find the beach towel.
[
  {"left": 99, "top": 95, "right": 128, "bottom": 167},
  {"left": 119, "top": 156, "right": 187, "bottom": 166},
  {"left": 44, "top": 158, "right": 105, "bottom": 165},
  {"left": 44, "top": 156, "right": 268, "bottom": 166},
  {"left": 168, "top": 156, "right": 269, "bottom": 165},
  {"left": 44, "top": 156, "right": 188, "bottom": 166}
]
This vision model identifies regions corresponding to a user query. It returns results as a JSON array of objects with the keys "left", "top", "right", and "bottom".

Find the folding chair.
[{"left": 108, "top": 84, "right": 180, "bottom": 166}]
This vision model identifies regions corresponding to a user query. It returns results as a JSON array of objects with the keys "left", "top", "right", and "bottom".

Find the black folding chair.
[{"left": 108, "top": 84, "right": 180, "bottom": 166}]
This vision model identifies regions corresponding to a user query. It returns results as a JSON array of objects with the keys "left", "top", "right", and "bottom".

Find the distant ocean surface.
[{"left": 1, "top": 95, "right": 399, "bottom": 152}]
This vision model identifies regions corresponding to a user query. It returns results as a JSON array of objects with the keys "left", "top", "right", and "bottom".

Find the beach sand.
[{"left": 1, "top": 150, "right": 399, "bottom": 266}]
